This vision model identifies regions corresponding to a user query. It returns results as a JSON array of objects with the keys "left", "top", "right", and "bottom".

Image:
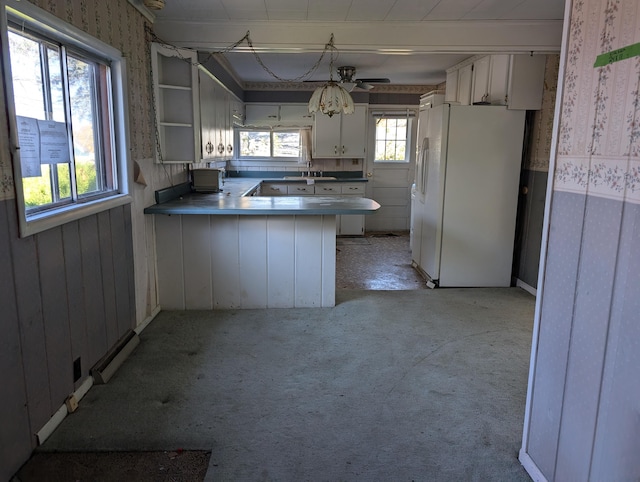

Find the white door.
[{"left": 364, "top": 109, "right": 417, "bottom": 232}]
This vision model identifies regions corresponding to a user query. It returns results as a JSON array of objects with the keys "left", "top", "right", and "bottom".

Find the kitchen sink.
[{"left": 283, "top": 176, "right": 337, "bottom": 180}]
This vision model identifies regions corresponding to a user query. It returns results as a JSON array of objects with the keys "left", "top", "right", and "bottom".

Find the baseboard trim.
[
  {"left": 519, "top": 450, "right": 548, "bottom": 482},
  {"left": 516, "top": 279, "right": 537, "bottom": 296},
  {"left": 36, "top": 376, "right": 93, "bottom": 445},
  {"left": 91, "top": 330, "right": 140, "bottom": 385},
  {"left": 134, "top": 305, "right": 161, "bottom": 335}
]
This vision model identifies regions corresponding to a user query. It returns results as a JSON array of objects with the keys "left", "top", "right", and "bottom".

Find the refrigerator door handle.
[{"left": 421, "top": 138, "right": 429, "bottom": 195}]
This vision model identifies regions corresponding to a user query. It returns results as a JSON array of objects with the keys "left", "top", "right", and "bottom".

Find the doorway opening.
[{"left": 335, "top": 231, "right": 426, "bottom": 290}]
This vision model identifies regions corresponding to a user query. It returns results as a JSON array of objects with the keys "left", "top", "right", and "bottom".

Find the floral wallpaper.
[
  {"left": 555, "top": 0, "right": 640, "bottom": 203},
  {"left": 526, "top": 55, "right": 561, "bottom": 172},
  {"left": 0, "top": 0, "right": 156, "bottom": 201}
]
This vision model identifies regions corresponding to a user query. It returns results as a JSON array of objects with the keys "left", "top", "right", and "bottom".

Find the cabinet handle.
[
  {"left": 227, "top": 144, "right": 233, "bottom": 153},
  {"left": 218, "top": 143, "right": 224, "bottom": 154},
  {"left": 334, "top": 145, "right": 338, "bottom": 155},
  {"left": 342, "top": 146, "right": 346, "bottom": 154}
]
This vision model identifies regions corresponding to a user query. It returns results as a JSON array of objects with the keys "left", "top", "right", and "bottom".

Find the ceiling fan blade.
[
  {"left": 355, "top": 80, "right": 374, "bottom": 91},
  {"left": 356, "top": 78, "right": 391, "bottom": 84}
]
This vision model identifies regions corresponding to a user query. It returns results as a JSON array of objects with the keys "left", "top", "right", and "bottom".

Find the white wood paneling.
[
  {"left": 321, "top": 216, "right": 337, "bottom": 307},
  {"left": 267, "top": 217, "right": 296, "bottom": 307},
  {"left": 239, "top": 216, "right": 268, "bottom": 308},
  {"left": 211, "top": 216, "right": 242, "bottom": 309},
  {"left": 154, "top": 214, "right": 337, "bottom": 309},
  {"left": 295, "top": 216, "right": 324, "bottom": 307},
  {"left": 182, "top": 215, "right": 213, "bottom": 309},
  {"left": 155, "top": 214, "right": 185, "bottom": 309}
]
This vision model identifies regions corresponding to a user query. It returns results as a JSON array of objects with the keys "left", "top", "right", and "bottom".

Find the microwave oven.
[{"left": 192, "top": 168, "right": 223, "bottom": 193}]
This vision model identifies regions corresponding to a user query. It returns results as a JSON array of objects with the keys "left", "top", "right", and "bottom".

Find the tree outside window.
[{"left": 374, "top": 118, "right": 408, "bottom": 162}]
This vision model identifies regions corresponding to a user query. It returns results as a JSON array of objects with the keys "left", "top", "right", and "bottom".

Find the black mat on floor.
[{"left": 15, "top": 450, "right": 211, "bottom": 481}]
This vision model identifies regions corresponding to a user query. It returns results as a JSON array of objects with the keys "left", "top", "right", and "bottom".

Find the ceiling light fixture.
[{"left": 308, "top": 34, "right": 355, "bottom": 117}]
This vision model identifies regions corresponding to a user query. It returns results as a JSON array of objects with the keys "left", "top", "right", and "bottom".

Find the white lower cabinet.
[
  {"left": 338, "top": 183, "right": 365, "bottom": 236},
  {"left": 259, "top": 181, "right": 366, "bottom": 235}
]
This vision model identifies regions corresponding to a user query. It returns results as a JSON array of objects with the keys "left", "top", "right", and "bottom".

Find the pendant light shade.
[
  {"left": 308, "top": 34, "right": 355, "bottom": 117},
  {"left": 308, "top": 81, "right": 355, "bottom": 117}
]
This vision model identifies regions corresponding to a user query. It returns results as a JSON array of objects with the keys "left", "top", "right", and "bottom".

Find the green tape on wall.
[{"left": 594, "top": 42, "right": 640, "bottom": 67}]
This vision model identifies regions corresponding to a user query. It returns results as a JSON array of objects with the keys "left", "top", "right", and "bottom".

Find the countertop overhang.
[{"left": 144, "top": 178, "right": 380, "bottom": 216}]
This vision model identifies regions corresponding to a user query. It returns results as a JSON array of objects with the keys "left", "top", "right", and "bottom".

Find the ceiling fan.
[{"left": 308, "top": 66, "right": 391, "bottom": 91}]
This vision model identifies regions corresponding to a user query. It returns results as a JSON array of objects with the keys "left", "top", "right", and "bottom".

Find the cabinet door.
[
  {"left": 245, "top": 104, "right": 280, "bottom": 126},
  {"left": 198, "top": 70, "right": 216, "bottom": 160},
  {"left": 260, "top": 183, "right": 287, "bottom": 196},
  {"left": 340, "top": 105, "right": 367, "bottom": 158},
  {"left": 222, "top": 90, "right": 233, "bottom": 158},
  {"left": 279, "top": 104, "right": 314, "bottom": 126},
  {"left": 456, "top": 64, "right": 472, "bottom": 106},
  {"left": 213, "top": 84, "right": 227, "bottom": 157},
  {"left": 313, "top": 112, "right": 341, "bottom": 158},
  {"left": 151, "top": 43, "right": 200, "bottom": 163},
  {"left": 507, "top": 54, "right": 546, "bottom": 110},
  {"left": 445, "top": 70, "right": 458, "bottom": 103},
  {"left": 287, "top": 184, "right": 314, "bottom": 195},
  {"left": 338, "top": 183, "right": 366, "bottom": 235},
  {"left": 488, "top": 55, "right": 510, "bottom": 105},
  {"left": 471, "top": 56, "right": 490, "bottom": 104},
  {"left": 314, "top": 183, "right": 341, "bottom": 195},
  {"left": 231, "top": 98, "right": 244, "bottom": 127}
]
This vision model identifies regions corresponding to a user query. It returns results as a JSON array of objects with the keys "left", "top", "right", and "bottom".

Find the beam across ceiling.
[{"left": 153, "top": 19, "right": 563, "bottom": 55}]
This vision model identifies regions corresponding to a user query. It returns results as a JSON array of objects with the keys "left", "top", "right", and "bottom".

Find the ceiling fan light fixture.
[
  {"left": 308, "top": 34, "right": 355, "bottom": 117},
  {"left": 309, "top": 81, "right": 355, "bottom": 117}
]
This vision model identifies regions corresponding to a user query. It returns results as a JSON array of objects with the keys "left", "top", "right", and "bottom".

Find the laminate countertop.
[{"left": 144, "top": 178, "right": 380, "bottom": 216}]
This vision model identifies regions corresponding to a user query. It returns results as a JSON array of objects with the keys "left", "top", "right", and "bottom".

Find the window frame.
[
  {"left": 236, "top": 127, "right": 303, "bottom": 161},
  {"left": 372, "top": 113, "right": 414, "bottom": 164},
  {"left": 1, "top": 0, "right": 130, "bottom": 237}
]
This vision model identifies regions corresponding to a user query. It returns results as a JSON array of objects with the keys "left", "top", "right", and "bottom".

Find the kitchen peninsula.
[{"left": 145, "top": 177, "right": 379, "bottom": 310}]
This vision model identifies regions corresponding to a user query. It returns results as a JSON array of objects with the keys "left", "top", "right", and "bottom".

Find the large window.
[
  {"left": 2, "top": 1, "right": 129, "bottom": 236},
  {"left": 238, "top": 129, "right": 301, "bottom": 159},
  {"left": 374, "top": 117, "right": 411, "bottom": 162}
]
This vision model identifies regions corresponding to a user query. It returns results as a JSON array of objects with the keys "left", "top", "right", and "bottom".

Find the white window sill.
[{"left": 19, "top": 193, "right": 132, "bottom": 237}]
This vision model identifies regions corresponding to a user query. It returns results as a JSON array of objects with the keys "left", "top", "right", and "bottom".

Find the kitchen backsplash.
[{"left": 228, "top": 158, "right": 363, "bottom": 173}]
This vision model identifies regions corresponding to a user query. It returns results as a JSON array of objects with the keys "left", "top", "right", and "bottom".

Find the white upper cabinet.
[
  {"left": 151, "top": 43, "right": 200, "bottom": 163},
  {"left": 471, "top": 56, "right": 491, "bottom": 104},
  {"left": 313, "top": 105, "right": 367, "bottom": 158},
  {"left": 199, "top": 67, "right": 242, "bottom": 160},
  {"left": 456, "top": 64, "right": 473, "bottom": 106},
  {"left": 244, "top": 103, "right": 313, "bottom": 127},
  {"left": 244, "top": 104, "right": 280, "bottom": 126},
  {"left": 279, "top": 104, "right": 314, "bottom": 126},
  {"left": 199, "top": 69, "right": 216, "bottom": 160},
  {"left": 448, "top": 54, "right": 546, "bottom": 110},
  {"left": 507, "top": 55, "right": 546, "bottom": 110},
  {"left": 488, "top": 54, "right": 511, "bottom": 105},
  {"left": 445, "top": 70, "right": 459, "bottom": 103}
]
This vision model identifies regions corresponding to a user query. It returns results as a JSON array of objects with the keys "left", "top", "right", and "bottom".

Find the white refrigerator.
[{"left": 412, "top": 104, "right": 526, "bottom": 287}]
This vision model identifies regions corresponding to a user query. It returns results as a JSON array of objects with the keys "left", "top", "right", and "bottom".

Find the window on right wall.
[{"left": 373, "top": 116, "right": 412, "bottom": 162}]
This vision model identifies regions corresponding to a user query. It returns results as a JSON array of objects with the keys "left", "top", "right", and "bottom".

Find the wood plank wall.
[{"left": 0, "top": 199, "right": 135, "bottom": 479}]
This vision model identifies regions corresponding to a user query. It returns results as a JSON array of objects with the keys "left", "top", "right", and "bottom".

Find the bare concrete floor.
[{"left": 38, "top": 289, "right": 535, "bottom": 481}]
